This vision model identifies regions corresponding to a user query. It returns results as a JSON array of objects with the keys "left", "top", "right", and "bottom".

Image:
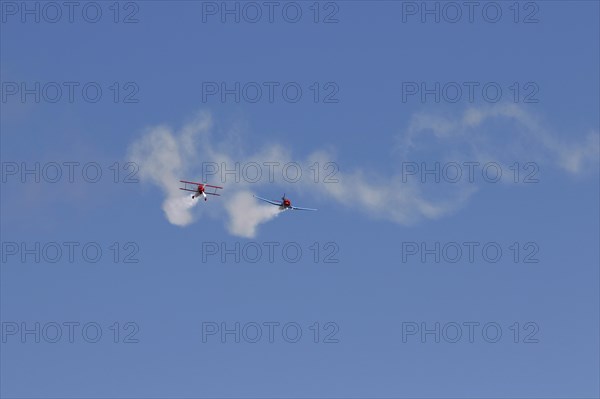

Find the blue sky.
[{"left": 1, "top": 1, "right": 599, "bottom": 398}]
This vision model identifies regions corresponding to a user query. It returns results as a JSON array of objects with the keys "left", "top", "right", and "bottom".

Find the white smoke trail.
[
  {"left": 162, "top": 195, "right": 198, "bottom": 226},
  {"left": 128, "top": 120, "right": 207, "bottom": 227},
  {"left": 128, "top": 113, "right": 285, "bottom": 236},
  {"left": 223, "top": 191, "right": 280, "bottom": 238},
  {"left": 129, "top": 106, "right": 596, "bottom": 237}
]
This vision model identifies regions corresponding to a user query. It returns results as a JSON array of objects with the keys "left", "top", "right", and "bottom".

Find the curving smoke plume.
[{"left": 128, "top": 106, "right": 598, "bottom": 237}]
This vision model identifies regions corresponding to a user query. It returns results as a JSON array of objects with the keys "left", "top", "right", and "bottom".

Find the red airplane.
[
  {"left": 254, "top": 193, "right": 317, "bottom": 211},
  {"left": 179, "top": 180, "right": 223, "bottom": 201}
]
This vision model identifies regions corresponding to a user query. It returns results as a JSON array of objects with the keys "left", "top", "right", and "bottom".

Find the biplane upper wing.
[{"left": 253, "top": 195, "right": 282, "bottom": 206}]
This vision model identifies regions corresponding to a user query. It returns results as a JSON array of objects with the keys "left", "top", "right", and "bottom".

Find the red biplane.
[{"left": 179, "top": 180, "right": 223, "bottom": 201}]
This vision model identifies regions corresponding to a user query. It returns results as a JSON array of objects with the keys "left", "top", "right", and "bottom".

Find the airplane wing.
[
  {"left": 253, "top": 195, "right": 282, "bottom": 206},
  {"left": 180, "top": 180, "right": 223, "bottom": 193},
  {"left": 204, "top": 184, "right": 223, "bottom": 196},
  {"left": 179, "top": 180, "right": 202, "bottom": 185},
  {"left": 290, "top": 206, "right": 318, "bottom": 211}
]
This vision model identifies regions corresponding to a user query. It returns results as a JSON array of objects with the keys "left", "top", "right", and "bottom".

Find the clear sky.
[{"left": 1, "top": 1, "right": 599, "bottom": 398}]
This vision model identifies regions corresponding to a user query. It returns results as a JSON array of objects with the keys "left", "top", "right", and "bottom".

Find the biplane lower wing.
[{"left": 179, "top": 187, "right": 220, "bottom": 194}]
